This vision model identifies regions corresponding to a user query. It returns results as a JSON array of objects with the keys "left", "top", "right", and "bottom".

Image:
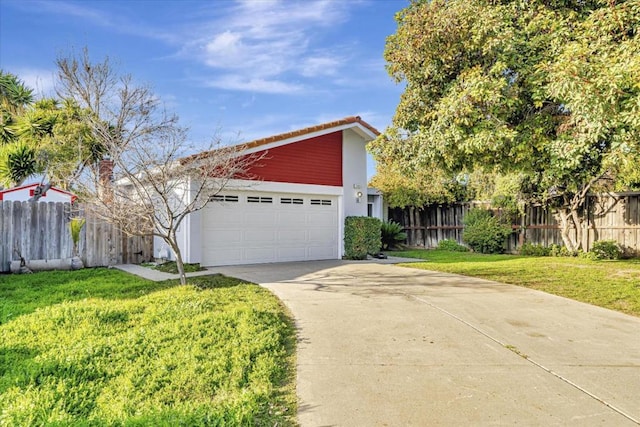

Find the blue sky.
[{"left": 0, "top": 0, "right": 408, "bottom": 179}]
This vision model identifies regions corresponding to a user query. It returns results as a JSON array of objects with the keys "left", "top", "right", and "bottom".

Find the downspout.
[{"left": 338, "top": 194, "right": 345, "bottom": 259}]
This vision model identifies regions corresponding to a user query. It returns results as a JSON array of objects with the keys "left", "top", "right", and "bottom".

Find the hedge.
[{"left": 344, "top": 216, "right": 381, "bottom": 260}]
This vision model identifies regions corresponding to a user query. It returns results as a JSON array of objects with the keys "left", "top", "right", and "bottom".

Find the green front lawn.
[
  {"left": 392, "top": 249, "right": 640, "bottom": 317},
  {"left": 0, "top": 269, "right": 296, "bottom": 426}
]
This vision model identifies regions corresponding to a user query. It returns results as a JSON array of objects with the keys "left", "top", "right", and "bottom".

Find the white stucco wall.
[
  {"left": 152, "top": 177, "right": 198, "bottom": 263},
  {"left": 342, "top": 129, "right": 368, "bottom": 218}
]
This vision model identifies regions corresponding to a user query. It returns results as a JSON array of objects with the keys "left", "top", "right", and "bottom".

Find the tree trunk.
[
  {"left": 554, "top": 193, "right": 589, "bottom": 252},
  {"left": 174, "top": 249, "right": 187, "bottom": 286},
  {"left": 555, "top": 208, "right": 581, "bottom": 252},
  {"left": 409, "top": 206, "right": 416, "bottom": 246},
  {"left": 167, "top": 236, "right": 187, "bottom": 285}
]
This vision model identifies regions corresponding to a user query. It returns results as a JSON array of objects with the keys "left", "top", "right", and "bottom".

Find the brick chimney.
[
  {"left": 98, "top": 159, "right": 114, "bottom": 201},
  {"left": 99, "top": 159, "right": 114, "bottom": 185}
]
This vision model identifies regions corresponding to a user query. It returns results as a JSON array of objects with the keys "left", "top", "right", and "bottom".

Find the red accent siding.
[{"left": 244, "top": 131, "right": 343, "bottom": 186}]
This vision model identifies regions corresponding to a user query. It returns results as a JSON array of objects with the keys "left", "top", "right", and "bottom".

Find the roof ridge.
[
  {"left": 242, "top": 116, "right": 379, "bottom": 150},
  {"left": 184, "top": 116, "right": 379, "bottom": 163}
]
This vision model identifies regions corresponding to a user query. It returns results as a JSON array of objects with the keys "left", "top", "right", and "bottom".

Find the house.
[
  {"left": 0, "top": 183, "right": 77, "bottom": 203},
  {"left": 161, "top": 116, "right": 382, "bottom": 266}
]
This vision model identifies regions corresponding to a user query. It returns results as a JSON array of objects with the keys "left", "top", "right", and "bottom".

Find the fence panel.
[
  {"left": 0, "top": 201, "right": 153, "bottom": 272},
  {"left": 393, "top": 193, "right": 640, "bottom": 255}
]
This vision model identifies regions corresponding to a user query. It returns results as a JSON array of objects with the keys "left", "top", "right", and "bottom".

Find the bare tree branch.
[{"left": 57, "top": 48, "right": 263, "bottom": 284}]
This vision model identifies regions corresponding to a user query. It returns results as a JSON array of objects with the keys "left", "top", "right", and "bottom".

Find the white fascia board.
[
  {"left": 240, "top": 123, "right": 377, "bottom": 156},
  {"left": 347, "top": 123, "right": 378, "bottom": 141},
  {"left": 220, "top": 179, "right": 343, "bottom": 196}
]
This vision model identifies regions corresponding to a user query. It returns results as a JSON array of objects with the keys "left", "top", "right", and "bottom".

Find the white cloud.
[
  {"left": 184, "top": 0, "right": 358, "bottom": 94},
  {"left": 205, "top": 31, "right": 243, "bottom": 58},
  {"left": 203, "top": 75, "right": 305, "bottom": 94},
  {"left": 10, "top": 0, "right": 372, "bottom": 96},
  {"left": 301, "top": 56, "right": 342, "bottom": 77}
]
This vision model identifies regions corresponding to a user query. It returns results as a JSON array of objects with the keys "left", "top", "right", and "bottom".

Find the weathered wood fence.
[
  {"left": 0, "top": 201, "right": 153, "bottom": 272},
  {"left": 389, "top": 192, "right": 640, "bottom": 254}
]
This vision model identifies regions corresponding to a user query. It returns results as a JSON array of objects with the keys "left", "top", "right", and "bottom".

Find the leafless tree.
[{"left": 56, "top": 48, "right": 262, "bottom": 284}]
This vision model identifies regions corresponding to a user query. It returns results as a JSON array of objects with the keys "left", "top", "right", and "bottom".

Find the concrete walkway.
[
  {"left": 117, "top": 259, "right": 640, "bottom": 425},
  {"left": 113, "top": 263, "right": 220, "bottom": 281}
]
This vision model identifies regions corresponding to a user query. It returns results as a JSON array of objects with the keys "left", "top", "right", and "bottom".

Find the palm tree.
[
  {"left": 0, "top": 141, "right": 37, "bottom": 187},
  {"left": 0, "top": 71, "right": 33, "bottom": 113},
  {"left": 0, "top": 72, "right": 104, "bottom": 189},
  {"left": 0, "top": 71, "right": 37, "bottom": 187},
  {"left": 0, "top": 71, "right": 34, "bottom": 144}
]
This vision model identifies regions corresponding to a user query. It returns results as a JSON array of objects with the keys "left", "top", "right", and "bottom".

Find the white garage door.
[{"left": 201, "top": 191, "right": 339, "bottom": 266}]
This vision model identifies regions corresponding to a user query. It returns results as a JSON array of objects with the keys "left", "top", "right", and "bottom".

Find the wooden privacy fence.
[
  {"left": 0, "top": 201, "right": 153, "bottom": 272},
  {"left": 389, "top": 192, "right": 640, "bottom": 254}
]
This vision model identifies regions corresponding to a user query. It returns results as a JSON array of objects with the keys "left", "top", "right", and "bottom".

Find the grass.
[
  {"left": 391, "top": 249, "right": 640, "bottom": 317},
  {"left": 140, "top": 261, "right": 205, "bottom": 274},
  {"left": 152, "top": 261, "right": 204, "bottom": 274},
  {"left": 0, "top": 269, "right": 296, "bottom": 426}
]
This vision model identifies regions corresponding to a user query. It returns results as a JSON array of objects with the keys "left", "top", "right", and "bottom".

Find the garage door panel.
[
  {"left": 308, "top": 246, "right": 337, "bottom": 259},
  {"left": 205, "top": 210, "right": 243, "bottom": 227},
  {"left": 246, "top": 228, "right": 277, "bottom": 243},
  {"left": 278, "top": 212, "right": 306, "bottom": 225},
  {"left": 244, "top": 247, "right": 276, "bottom": 263},
  {"left": 277, "top": 228, "right": 308, "bottom": 242},
  {"left": 307, "top": 212, "right": 336, "bottom": 226},
  {"left": 277, "top": 247, "right": 309, "bottom": 261},
  {"left": 208, "top": 229, "right": 243, "bottom": 244},
  {"left": 245, "top": 211, "right": 276, "bottom": 226},
  {"left": 207, "top": 248, "right": 243, "bottom": 265},
  {"left": 308, "top": 227, "right": 336, "bottom": 241},
  {"left": 201, "top": 192, "right": 338, "bottom": 266}
]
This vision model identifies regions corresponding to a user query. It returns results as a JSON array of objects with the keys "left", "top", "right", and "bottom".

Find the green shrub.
[
  {"left": 549, "top": 244, "right": 578, "bottom": 257},
  {"left": 590, "top": 240, "right": 623, "bottom": 260},
  {"left": 381, "top": 221, "right": 407, "bottom": 250},
  {"left": 519, "top": 243, "right": 551, "bottom": 256},
  {"left": 436, "top": 239, "right": 469, "bottom": 252},
  {"left": 462, "top": 208, "right": 511, "bottom": 254},
  {"left": 344, "top": 216, "right": 381, "bottom": 259}
]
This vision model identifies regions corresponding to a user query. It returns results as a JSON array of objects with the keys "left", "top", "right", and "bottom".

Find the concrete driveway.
[{"left": 214, "top": 260, "right": 640, "bottom": 426}]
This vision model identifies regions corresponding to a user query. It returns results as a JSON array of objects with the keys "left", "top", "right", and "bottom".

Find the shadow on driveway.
[{"left": 212, "top": 260, "right": 640, "bottom": 426}]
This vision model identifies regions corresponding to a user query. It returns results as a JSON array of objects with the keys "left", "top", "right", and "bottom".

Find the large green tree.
[
  {"left": 370, "top": 0, "right": 640, "bottom": 251},
  {"left": 370, "top": 129, "right": 470, "bottom": 207}
]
